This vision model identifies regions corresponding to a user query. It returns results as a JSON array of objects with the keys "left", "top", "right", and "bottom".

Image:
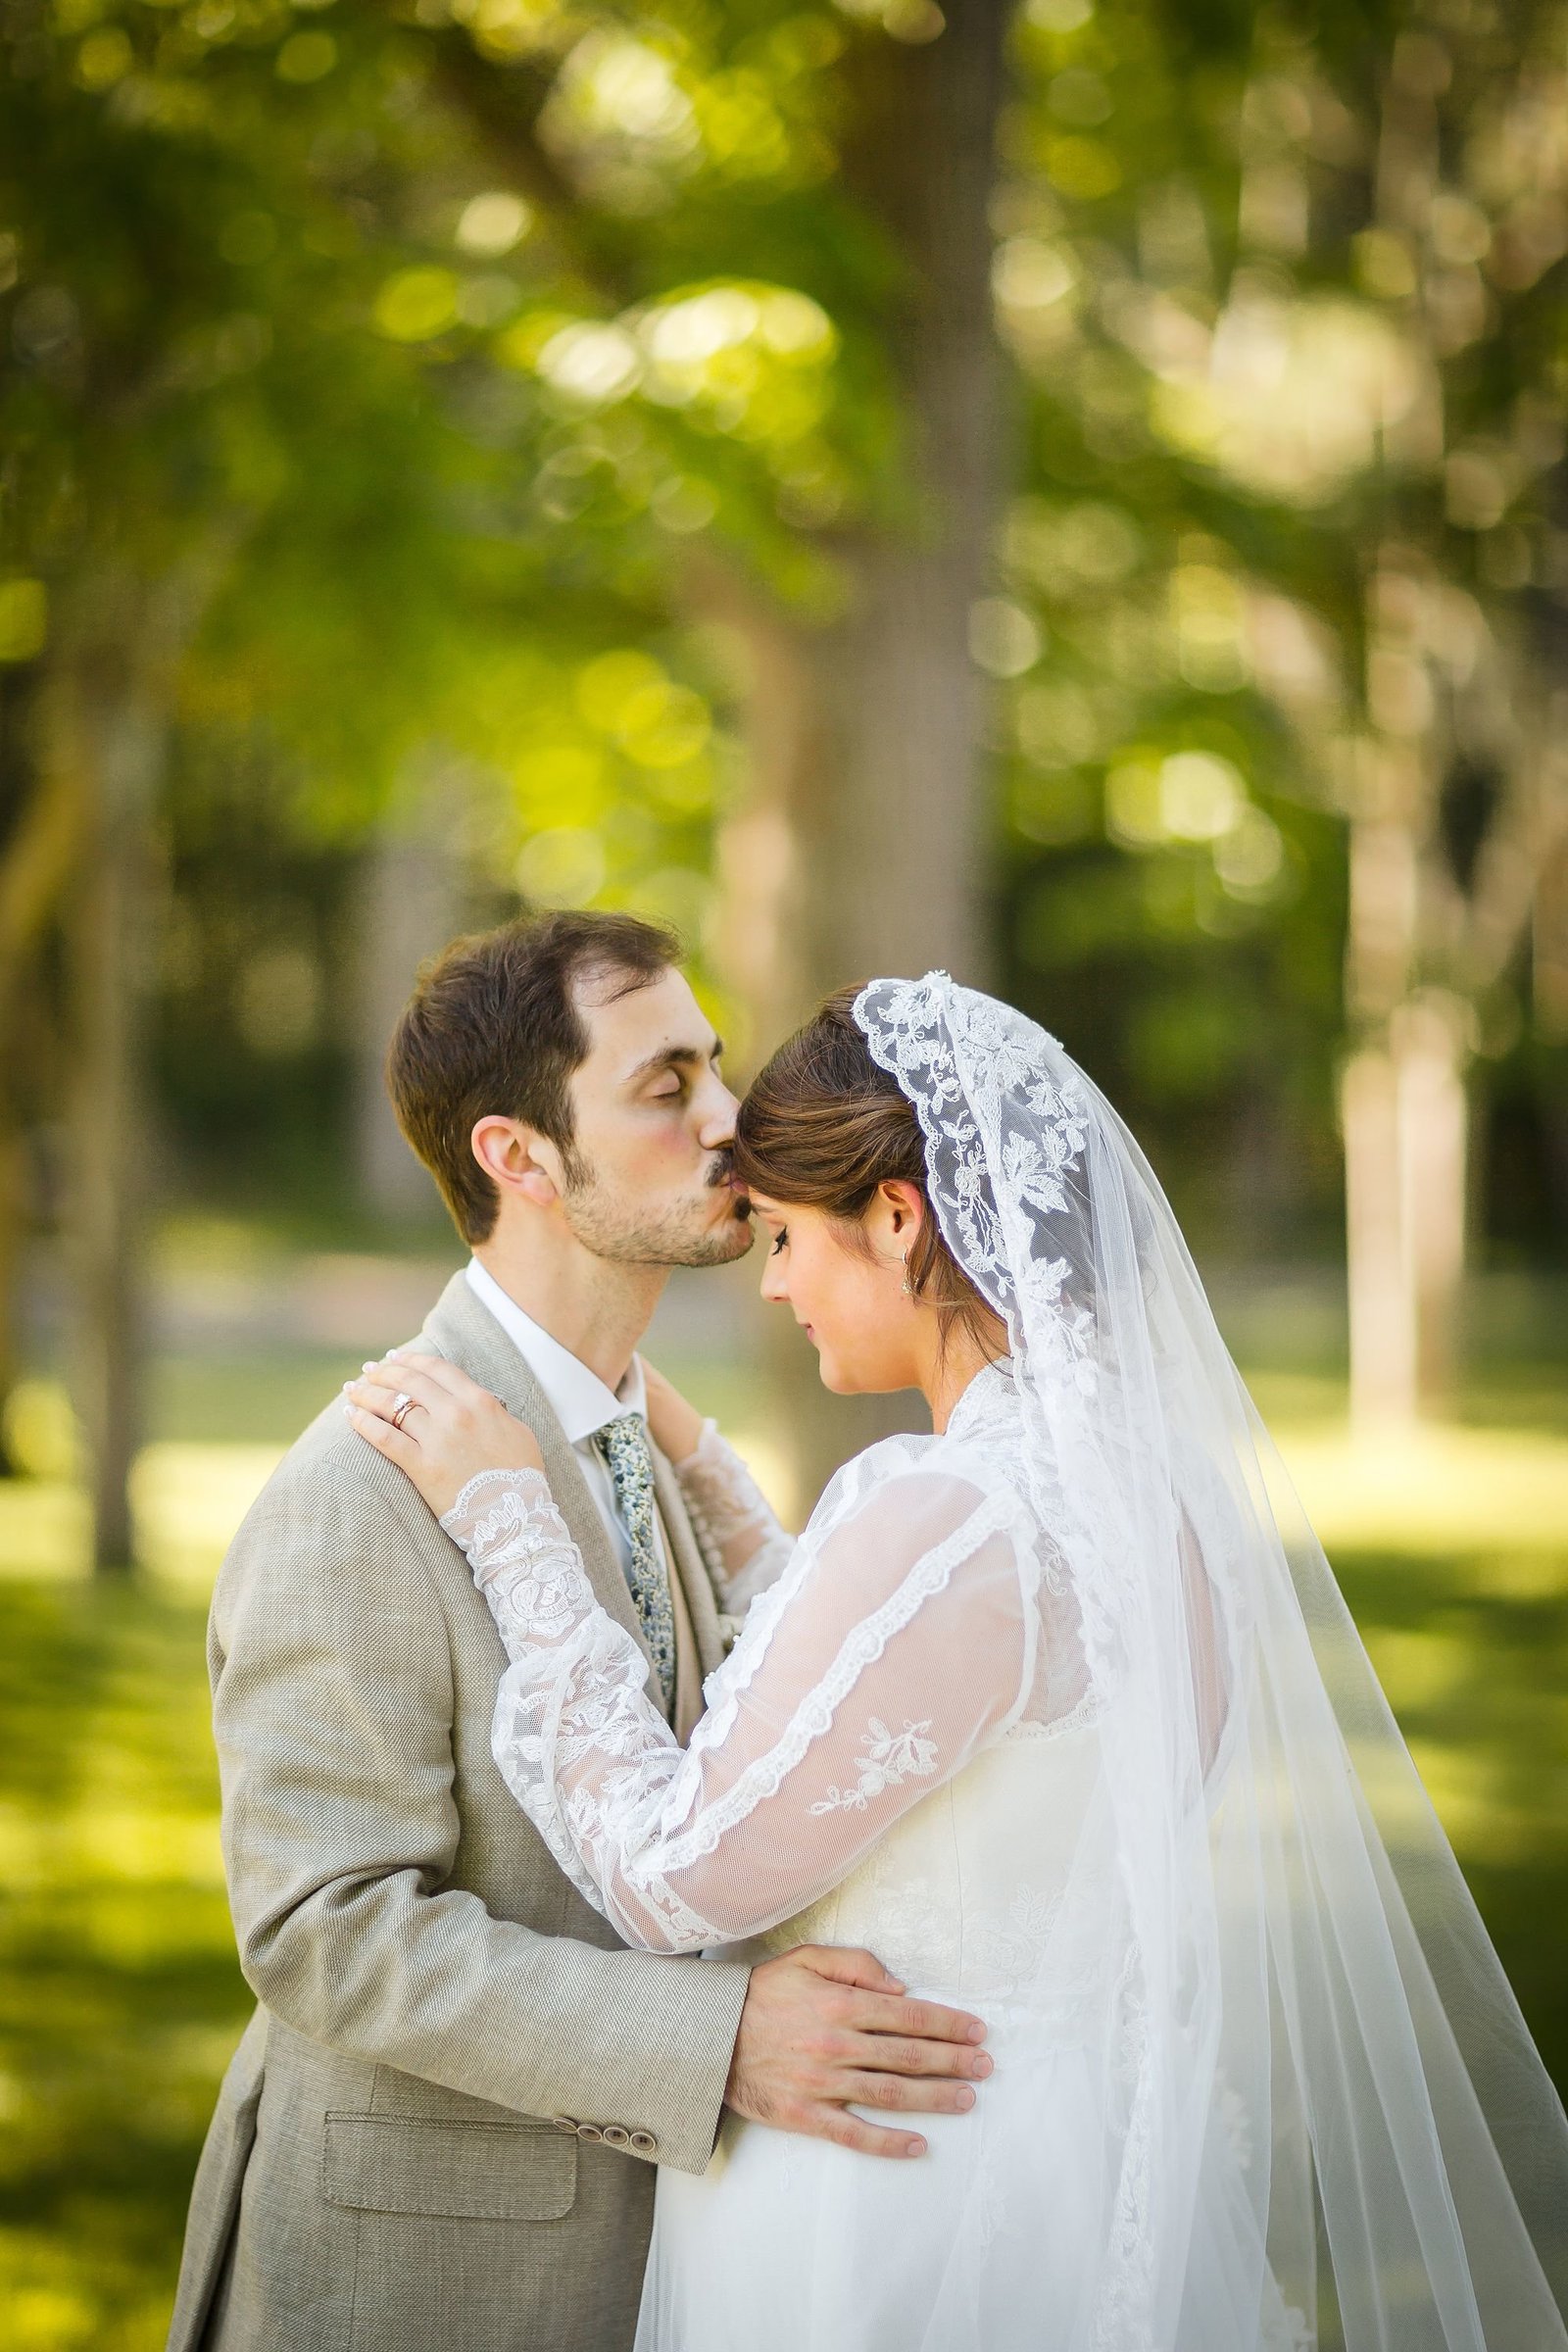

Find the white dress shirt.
[{"left": 465, "top": 1256, "right": 662, "bottom": 1592}]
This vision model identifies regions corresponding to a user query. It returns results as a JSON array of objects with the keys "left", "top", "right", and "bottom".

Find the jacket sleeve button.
[
  {"left": 602, "top": 2125, "right": 631, "bottom": 2149},
  {"left": 551, "top": 2116, "right": 579, "bottom": 2134},
  {"left": 629, "top": 2131, "right": 658, "bottom": 2156},
  {"left": 576, "top": 2123, "right": 604, "bottom": 2142}
]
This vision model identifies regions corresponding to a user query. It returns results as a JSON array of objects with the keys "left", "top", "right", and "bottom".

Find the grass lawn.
[
  {"left": 0, "top": 1574, "right": 245, "bottom": 2351},
  {"left": 2, "top": 1361, "right": 1567, "bottom": 2349}
]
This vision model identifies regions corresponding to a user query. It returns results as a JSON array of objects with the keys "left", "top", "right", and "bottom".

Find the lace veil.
[{"left": 855, "top": 972, "right": 1568, "bottom": 2352}]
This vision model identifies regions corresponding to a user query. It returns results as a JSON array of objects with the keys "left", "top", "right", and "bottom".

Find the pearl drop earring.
[{"left": 901, "top": 1254, "right": 911, "bottom": 1297}]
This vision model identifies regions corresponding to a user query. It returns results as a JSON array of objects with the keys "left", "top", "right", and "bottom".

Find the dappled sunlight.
[
  {"left": 12, "top": 1413, "right": 1565, "bottom": 1592},
  {"left": 1270, "top": 1419, "right": 1568, "bottom": 1560},
  {"left": 1, "top": 1388, "right": 1565, "bottom": 2345},
  {"left": 1151, "top": 293, "right": 1429, "bottom": 508},
  {"left": 0, "top": 1446, "right": 281, "bottom": 1590},
  {"left": 0, "top": 1483, "right": 89, "bottom": 1582},
  {"left": 128, "top": 1446, "right": 284, "bottom": 1590}
]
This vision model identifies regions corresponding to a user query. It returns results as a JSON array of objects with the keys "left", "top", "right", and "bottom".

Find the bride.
[{"left": 346, "top": 972, "right": 1568, "bottom": 2352}]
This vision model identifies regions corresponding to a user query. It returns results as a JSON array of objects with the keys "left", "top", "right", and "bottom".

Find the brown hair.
[
  {"left": 387, "top": 909, "right": 680, "bottom": 1245},
  {"left": 732, "top": 986, "right": 1004, "bottom": 1363}
]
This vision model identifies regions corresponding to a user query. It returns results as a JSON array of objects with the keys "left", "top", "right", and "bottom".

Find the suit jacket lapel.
[{"left": 420, "top": 1273, "right": 657, "bottom": 1682}]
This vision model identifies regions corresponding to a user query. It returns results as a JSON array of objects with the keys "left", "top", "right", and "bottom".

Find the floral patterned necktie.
[{"left": 595, "top": 1414, "right": 677, "bottom": 1709}]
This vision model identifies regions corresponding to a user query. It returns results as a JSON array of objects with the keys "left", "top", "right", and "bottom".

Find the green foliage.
[
  {"left": 0, "top": 0, "right": 906, "bottom": 929},
  {"left": 5, "top": 0, "right": 1567, "bottom": 1249},
  {"left": 988, "top": 0, "right": 1568, "bottom": 1247}
]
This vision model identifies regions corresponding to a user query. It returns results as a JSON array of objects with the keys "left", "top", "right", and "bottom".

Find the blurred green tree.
[
  {"left": 6, "top": 0, "right": 1568, "bottom": 1549},
  {"left": 3, "top": 0, "right": 1022, "bottom": 1540},
  {"left": 990, "top": 0, "right": 1568, "bottom": 1419},
  {"left": 0, "top": 0, "right": 502, "bottom": 1557},
  {"left": 408, "top": 0, "right": 1016, "bottom": 1038}
]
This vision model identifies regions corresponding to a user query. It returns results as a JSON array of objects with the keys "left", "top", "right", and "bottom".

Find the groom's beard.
[{"left": 559, "top": 1155, "right": 755, "bottom": 1271}]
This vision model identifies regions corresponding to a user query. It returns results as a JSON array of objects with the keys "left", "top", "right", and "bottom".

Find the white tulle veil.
[{"left": 853, "top": 971, "right": 1568, "bottom": 2352}]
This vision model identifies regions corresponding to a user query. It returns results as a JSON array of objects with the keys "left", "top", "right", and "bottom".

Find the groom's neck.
[{"left": 472, "top": 1226, "right": 666, "bottom": 1392}]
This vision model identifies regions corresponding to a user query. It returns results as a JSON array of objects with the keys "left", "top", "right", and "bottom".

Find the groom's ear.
[{"left": 471, "top": 1115, "right": 561, "bottom": 1210}]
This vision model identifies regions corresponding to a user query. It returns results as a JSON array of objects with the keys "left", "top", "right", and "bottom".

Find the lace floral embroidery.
[
  {"left": 441, "top": 1467, "right": 593, "bottom": 1642},
  {"left": 808, "top": 1717, "right": 939, "bottom": 1816},
  {"left": 447, "top": 1420, "right": 1040, "bottom": 1959},
  {"left": 853, "top": 972, "right": 1095, "bottom": 1400},
  {"left": 622, "top": 1489, "right": 1020, "bottom": 1884}
]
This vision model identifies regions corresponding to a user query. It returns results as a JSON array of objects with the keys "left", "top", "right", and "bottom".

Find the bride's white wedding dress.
[
  {"left": 446, "top": 1367, "right": 1273, "bottom": 2351},
  {"left": 441, "top": 975, "right": 1568, "bottom": 2351}
]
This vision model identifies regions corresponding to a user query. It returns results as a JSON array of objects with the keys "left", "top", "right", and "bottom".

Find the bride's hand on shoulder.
[
  {"left": 638, "top": 1359, "right": 706, "bottom": 1464},
  {"left": 344, "top": 1350, "right": 543, "bottom": 1518}
]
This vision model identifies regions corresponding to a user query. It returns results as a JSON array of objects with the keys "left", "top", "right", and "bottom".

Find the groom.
[{"left": 169, "top": 909, "right": 991, "bottom": 2352}]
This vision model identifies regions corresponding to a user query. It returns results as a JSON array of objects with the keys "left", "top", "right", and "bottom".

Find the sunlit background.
[{"left": 4, "top": 0, "right": 1568, "bottom": 2342}]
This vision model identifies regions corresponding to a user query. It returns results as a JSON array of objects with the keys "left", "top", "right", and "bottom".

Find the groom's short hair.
[{"left": 387, "top": 910, "right": 681, "bottom": 1243}]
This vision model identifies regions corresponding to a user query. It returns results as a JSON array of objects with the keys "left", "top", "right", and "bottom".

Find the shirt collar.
[{"left": 466, "top": 1257, "right": 647, "bottom": 1446}]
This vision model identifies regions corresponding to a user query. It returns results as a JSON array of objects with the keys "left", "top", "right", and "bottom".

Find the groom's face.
[{"left": 554, "top": 965, "right": 755, "bottom": 1269}]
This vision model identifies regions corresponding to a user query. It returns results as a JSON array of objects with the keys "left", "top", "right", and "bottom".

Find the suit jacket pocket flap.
[{"left": 322, "top": 2116, "right": 576, "bottom": 2221}]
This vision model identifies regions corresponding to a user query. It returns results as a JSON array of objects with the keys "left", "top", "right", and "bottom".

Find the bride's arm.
[
  {"left": 345, "top": 1351, "right": 1038, "bottom": 1958},
  {"left": 452, "top": 1461, "right": 1039, "bottom": 1955},
  {"left": 640, "top": 1362, "right": 795, "bottom": 1609}
]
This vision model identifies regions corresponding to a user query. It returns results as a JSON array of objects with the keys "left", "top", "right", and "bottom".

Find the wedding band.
[{"left": 391, "top": 1393, "right": 417, "bottom": 1430}]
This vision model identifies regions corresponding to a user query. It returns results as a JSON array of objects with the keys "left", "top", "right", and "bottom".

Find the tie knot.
[{"left": 597, "top": 1413, "right": 651, "bottom": 1468}]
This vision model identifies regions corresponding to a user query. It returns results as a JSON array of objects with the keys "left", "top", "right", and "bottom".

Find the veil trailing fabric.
[{"left": 853, "top": 972, "right": 1568, "bottom": 2352}]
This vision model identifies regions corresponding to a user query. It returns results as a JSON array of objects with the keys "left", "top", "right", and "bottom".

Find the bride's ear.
[
  {"left": 871, "top": 1180, "right": 925, "bottom": 1256},
  {"left": 471, "top": 1116, "right": 560, "bottom": 1210}
]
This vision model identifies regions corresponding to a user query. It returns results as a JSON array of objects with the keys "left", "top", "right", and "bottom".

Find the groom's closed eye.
[{"left": 631, "top": 1038, "right": 725, "bottom": 1103}]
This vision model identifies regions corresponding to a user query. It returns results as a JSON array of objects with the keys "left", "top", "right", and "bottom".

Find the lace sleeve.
[
  {"left": 672, "top": 1419, "right": 796, "bottom": 1611},
  {"left": 446, "top": 1459, "right": 1039, "bottom": 1956}
]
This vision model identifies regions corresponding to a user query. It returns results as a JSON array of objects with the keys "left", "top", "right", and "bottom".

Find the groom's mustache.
[{"left": 708, "top": 1149, "right": 752, "bottom": 1216}]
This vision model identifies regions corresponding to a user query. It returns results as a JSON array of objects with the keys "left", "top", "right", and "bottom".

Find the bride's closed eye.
[{"left": 769, "top": 1227, "right": 789, "bottom": 1256}]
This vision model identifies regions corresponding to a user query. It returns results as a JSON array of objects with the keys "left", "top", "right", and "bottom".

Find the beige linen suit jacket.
[{"left": 167, "top": 1273, "right": 751, "bottom": 2352}]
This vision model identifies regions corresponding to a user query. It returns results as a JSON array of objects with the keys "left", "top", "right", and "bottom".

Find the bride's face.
[{"left": 749, "top": 1187, "right": 926, "bottom": 1395}]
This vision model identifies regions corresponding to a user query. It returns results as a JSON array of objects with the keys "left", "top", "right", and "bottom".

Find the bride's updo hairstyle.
[{"left": 732, "top": 986, "right": 1005, "bottom": 1363}]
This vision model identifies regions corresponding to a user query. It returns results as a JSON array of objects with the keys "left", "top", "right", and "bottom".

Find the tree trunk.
[
  {"left": 353, "top": 800, "right": 466, "bottom": 1226},
  {"left": 1341, "top": 1043, "right": 1416, "bottom": 1427},
  {"left": 59, "top": 666, "right": 164, "bottom": 1571},
  {"left": 711, "top": 5, "right": 1013, "bottom": 1502},
  {"left": 1340, "top": 490, "right": 1479, "bottom": 1431},
  {"left": 0, "top": 1126, "right": 24, "bottom": 1476},
  {"left": 727, "top": 6, "right": 1008, "bottom": 1028},
  {"left": 431, "top": 10, "right": 1013, "bottom": 1501},
  {"left": 0, "top": 657, "right": 71, "bottom": 1475},
  {"left": 1342, "top": 994, "right": 1468, "bottom": 1429},
  {"left": 1334, "top": 49, "right": 1455, "bottom": 1433}
]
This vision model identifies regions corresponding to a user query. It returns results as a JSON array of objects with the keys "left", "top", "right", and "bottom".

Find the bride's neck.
[{"left": 921, "top": 1320, "right": 1004, "bottom": 1435}]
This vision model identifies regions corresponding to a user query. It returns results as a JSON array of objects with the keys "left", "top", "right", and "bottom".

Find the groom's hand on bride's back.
[{"left": 727, "top": 1944, "right": 992, "bottom": 2160}]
